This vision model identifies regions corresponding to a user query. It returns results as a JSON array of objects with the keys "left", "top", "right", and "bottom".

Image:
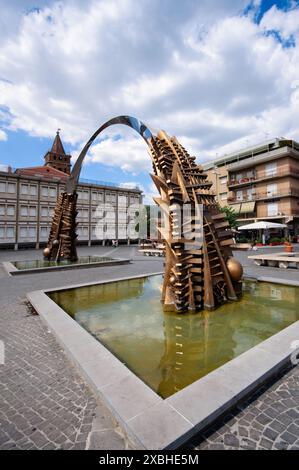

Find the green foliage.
[
  {"left": 238, "top": 236, "right": 249, "bottom": 243},
  {"left": 269, "top": 237, "right": 282, "bottom": 244},
  {"left": 134, "top": 205, "right": 159, "bottom": 238},
  {"left": 219, "top": 206, "right": 238, "bottom": 228}
]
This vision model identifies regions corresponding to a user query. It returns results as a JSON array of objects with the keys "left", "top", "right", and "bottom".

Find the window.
[
  {"left": 0, "top": 226, "right": 4, "bottom": 238},
  {"left": 7, "top": 183, "right": 16, "bottom": 194},
  {"left": 0, "top": 181, "right": 6, "bottom": 192},
  {"left": 6, "top": 227, "right": 15, "bottom": 238},
  {"left": 29, "top": 206, "right": 36, "bottom": 217},
  {"left": 40, "top": 227, "right": 48, "bottom": 237},
  {"left": 236, "top": 190, "right": 243, "bottom": 201},
  {"left": 20, "top": 227, "right": 27, "bottom": 237},
  {"left": 265, "top": 162, "right": 277, "bottom": 177},
  {"left": 41, "top": 186, "right": 48, "bottom": 197},
  {"left": 106, "top": 193, "right": 116, "bottom": 203},
  {"left": 268, "top": 202, "right": 278, "bottom": 216},
  {"left": 267, "top": 183, "right": 277, "bottom": 197},
  {"left": 78, "top": 190, "right": 89, "bottom": 200},
  {"left": 247, "top": 188, "right": 253, "bottom": 200},
  {"left": 0, "top": 205, "right": 4, "bottom": 216},
  {"left": 220, "top": 176, "right": 227, "bottom": 185},
  {"left": 20, "top": 206, "right": 28, "bottom": 216},
  {"left": 49, "top": 187, "right": 56, "bottom": 197},
  {"left": 29, "top": 227, "right": 36, "bottom": 237},
  {"left": 7, "top": 205, "right": 15, "bottom": 216},
  {"left": 21, "top": 184, "right": 28, "bottom": 195},
  {"left": 29, "top": 185, "right": 37, "bottom": 196},
  {"left": 41, "top": 206, "right": 48, "bottom": 217},
  {"left": 247, "top": 170, "right": 254, "bottom": 178}
]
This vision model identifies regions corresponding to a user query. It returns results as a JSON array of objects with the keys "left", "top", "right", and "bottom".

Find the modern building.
[
  {"left": 203, "top": 138, "right": 299, "bottom": 234},
  {"left": 0, "top": 132, "right": 142, "bottom": 249}
]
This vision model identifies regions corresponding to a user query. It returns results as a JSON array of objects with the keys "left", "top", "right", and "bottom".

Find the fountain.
[
  {"left": 26, "top": 116, "right": 299, "bottom": 448},
  {"left": 44, "top": 115, "right": 243, "bottom": 312}
]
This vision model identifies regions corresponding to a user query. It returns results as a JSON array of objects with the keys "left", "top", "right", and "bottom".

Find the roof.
[
  {"left": 15, "top": 166, "right": 68, "bottom": 181},
  {"left": 203, "top": 138, "right": 299, "bottom": 170},
  {"left": 50, "top": 131, "right": 66, "bottom": 155}
]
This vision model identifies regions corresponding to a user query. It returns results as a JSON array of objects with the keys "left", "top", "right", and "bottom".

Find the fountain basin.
[
  {"left": 27, "top": 273, "right": 299, "bottom": 449},
  {"left": 2, "top": 255, "right": 130, "bottom": 275}
]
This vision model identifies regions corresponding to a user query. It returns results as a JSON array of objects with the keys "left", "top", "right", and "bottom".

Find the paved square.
[{"left": 0, "top": 245, "right": 298, "bottom": 449}]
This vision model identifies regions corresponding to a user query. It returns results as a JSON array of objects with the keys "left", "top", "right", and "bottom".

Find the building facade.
[
  {"left": 203, "top": 138, "right": 299, "bottom": 234},
  {"left": 0, "top": 133, "right": 142, "bottom": 249}
]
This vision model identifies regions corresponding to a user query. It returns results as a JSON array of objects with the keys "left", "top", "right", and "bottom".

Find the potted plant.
[{"left": 284, "top": 241, "right": 293, "bottom": 253}]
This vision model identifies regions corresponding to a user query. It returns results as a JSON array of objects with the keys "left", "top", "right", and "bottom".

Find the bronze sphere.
[
  {"left": 169, "top": 275, "right": 177, "bottom": 285},
  {"left": 43, "top": 247, "right": 50, "bottom": 258},
  {"left": 52, "top": 239, "right": 59, "bottom": 247},
  {"left": 226, "top": 257, "right": 243, "bottom": 282}
]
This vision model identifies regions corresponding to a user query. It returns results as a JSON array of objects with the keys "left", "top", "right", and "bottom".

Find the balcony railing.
[
  {"left": 228, "top": 188, "right": 299, "bottom": 203},
  {"left": 228, "top": 165, "right": 299, "bottom": 187}
]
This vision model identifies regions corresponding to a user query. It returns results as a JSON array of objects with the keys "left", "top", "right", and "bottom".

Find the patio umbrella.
[
  {"left": 238, "top": 220, "right": 287, "bottom": 244},
  {"left": 238, "top": 221, "right": 287, "bottom": 230}
]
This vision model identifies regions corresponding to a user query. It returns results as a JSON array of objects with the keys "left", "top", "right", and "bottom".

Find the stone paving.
[
  {"left": 0, "top": 245, "right": 162, "bottom": 450},
  {"left": 189, "top": 364, "right": 299, "bottom": 450},
  {"left": 0, "top": 244, "right": 298, "bottom": 450}
]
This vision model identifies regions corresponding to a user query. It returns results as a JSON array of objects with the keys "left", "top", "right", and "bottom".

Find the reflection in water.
[
  {"left": 13, "top": 256, "right": 112, "bottom": 270},
  {"left": 49, "top": 276, "right": 299, "bottom": 398}
]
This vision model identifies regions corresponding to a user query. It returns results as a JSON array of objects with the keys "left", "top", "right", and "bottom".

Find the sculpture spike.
[{"left": 45, "top": 115, "right": 243, "bottom": 313}]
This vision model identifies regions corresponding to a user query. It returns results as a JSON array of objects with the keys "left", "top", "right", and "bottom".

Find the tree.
[
  {"left": 219, "top": 205, "right": 238, "bottom": 228},
  {"left": 134, "top": 205, "right": 160, "bottom": 239}
]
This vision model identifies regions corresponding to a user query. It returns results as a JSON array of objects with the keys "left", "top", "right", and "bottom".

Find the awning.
[
  {"left": 238, "top": 221, "right": 287, "bottom": 230},
  {"left": 229, "top": 203, "right": 241, "bottom": 214},
  {"left": 229, "top": 201, "right": 255, "bottom": 214},
  {"left": 239, "top": 201, "right": 256, "bottom": 213}
]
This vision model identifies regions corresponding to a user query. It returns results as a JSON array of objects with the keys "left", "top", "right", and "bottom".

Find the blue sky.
[{"left": 0, "top": 0, "right": 299, "bottom": 200}]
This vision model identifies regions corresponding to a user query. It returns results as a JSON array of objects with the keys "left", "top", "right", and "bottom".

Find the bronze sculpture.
[{"left": 44, "top": 116, "right": 243, "bottom": 312}]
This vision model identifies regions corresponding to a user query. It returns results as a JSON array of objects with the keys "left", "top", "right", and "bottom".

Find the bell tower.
[{"left": 44, "top": 129, "right": 71, "bottom": 175}]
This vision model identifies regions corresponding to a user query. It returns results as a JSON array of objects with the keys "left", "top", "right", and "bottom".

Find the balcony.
[
  {"left": 228, "top": 165, "right": 299, "bottom": 188},
  {"left": 228, "top": 188, "right": 299, "bottom": 203}
]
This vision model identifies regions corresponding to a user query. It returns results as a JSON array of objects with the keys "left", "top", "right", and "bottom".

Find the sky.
[{"left": 0, "top": 0, "right": 299, "bottom": 202}]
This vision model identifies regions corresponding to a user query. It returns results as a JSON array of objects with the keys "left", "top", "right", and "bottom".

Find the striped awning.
[{"left": 239, "top": 201, "right": 256, "bottom": 213}]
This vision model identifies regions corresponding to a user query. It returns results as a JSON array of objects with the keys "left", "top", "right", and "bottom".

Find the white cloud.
[
  {"left": 119, "top": 181, "right": 142, "bottom": 190},
  {"left": 0, "top": 129, "right": 7, "bottom": 141},
  {"left": 260, "top": 5, "right": 299, "bottom": 39},
  {"left": 0, "top": 0, "right": 299, "bottom": 172},
  {"left": 85, "top": 128, "right": 150, "bottom": 173}
]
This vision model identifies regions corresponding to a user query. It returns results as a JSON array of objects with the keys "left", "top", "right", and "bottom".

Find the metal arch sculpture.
[{"left": 44, "top": 115, "right": 243, "bottom": 312}]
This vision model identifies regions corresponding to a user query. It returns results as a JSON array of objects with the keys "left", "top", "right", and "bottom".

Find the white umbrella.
[{"left": 238, "top": 221, "right": 286, "bottom": 230}]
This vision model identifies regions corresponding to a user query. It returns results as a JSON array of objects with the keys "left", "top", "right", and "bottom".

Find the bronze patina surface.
[{"left": 45, "top": 116, "right": 243, "bottom": 311}]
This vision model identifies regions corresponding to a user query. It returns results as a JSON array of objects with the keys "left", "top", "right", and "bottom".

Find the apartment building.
[
  {"left": 0, "top": 132, "right": 142, "bottom": 249},
  {"left": 203, "top": 138, "right": 299, "bottom": 234}
]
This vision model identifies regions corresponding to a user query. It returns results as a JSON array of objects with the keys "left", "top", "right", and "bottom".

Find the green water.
[
  {"left": 13, "top": 256, "right": 113, "bottom": 270},
  {"left": 49, "top": 275, "right": 299, "bottom": 398}
]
